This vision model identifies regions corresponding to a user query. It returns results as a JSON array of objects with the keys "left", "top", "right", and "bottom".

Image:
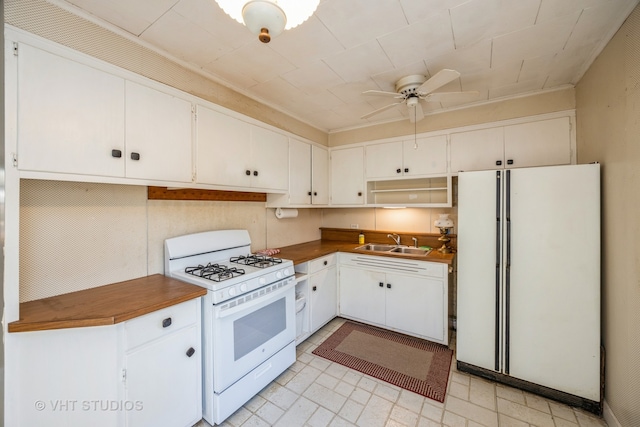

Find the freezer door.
[
  {"left": 457, "top": 170, "right": 503, "bottom": 372},
  {"left": 507, "top": 164, "right": 600, "bottom": 401}
]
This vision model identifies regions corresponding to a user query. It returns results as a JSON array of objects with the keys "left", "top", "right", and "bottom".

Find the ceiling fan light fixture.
[{"left": 215, "top": 0, "right": 319, "bottom": 43}]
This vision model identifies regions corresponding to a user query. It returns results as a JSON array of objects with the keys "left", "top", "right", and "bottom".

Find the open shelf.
[{"left": 366, "top": 176, "right": 452, "bottom": 207}]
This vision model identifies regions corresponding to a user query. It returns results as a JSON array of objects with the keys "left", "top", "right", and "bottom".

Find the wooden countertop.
[
  {"left": 8, "top": 274, "right": 207, "bottom": 333},
  {"left": 276, "top": 240, "right": 455, "bottom": 266}
]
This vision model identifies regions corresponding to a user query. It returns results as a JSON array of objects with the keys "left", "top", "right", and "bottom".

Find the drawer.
[
  {"left": 125, "top": 298, "right": 199, "bottom": 351},
  {"left": 309, "top": 254, "right": 336, "bottom": 274}
]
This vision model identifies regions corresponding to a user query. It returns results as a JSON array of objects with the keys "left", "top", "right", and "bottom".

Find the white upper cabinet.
[
  {"left": 125, "top": 81, "right": 193, "bottom": 183},
  {"left": 503, "top": 117, "right": 572, "bottom": 169},
  {"left": 450, "top": 127, "right": 504, "bottom": 172},
  {"left": 16, "top": 43, "right": 193, "bottom": 183},
  {"left": 195, "top": 105, "right": 288, "bottom": 192},
  {"left": 311, "top": 145, "right": 330, "bottom": 205},
  {"left": 17, "top": 43, "right": 126, "bottom": 177},
  {"left": 330, "top": 146, "right": 365, "bottom": 205},
  {"left": 450, "top": 116, "right": 573, "bottom": 172},
  {"left": 365, "top": 135, "right": 448, "bottom": 179}
]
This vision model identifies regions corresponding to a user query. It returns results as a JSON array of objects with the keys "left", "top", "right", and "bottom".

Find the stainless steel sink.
[
  {"left": 355, "top": 244, "right": 397, "bottom": 252},
  {"left": 390, "top": 247, "right": 432, "bottom": 255},
  {"left": 355, "top": 244, "right": 431, "bottom": 256}
]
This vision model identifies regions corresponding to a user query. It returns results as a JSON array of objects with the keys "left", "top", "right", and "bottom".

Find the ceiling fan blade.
[
  {"left": 417, "top": 69, "right": 461, "bottom": 95},
  {"left": 408, "top": 101, "right": 424, "bottom": 123},
  {"left": 424, "top": 90, "right": 480, "bottom": 102},
  {"left": 362, "top": 90, "right": 404, "bottom": 98},
  {"left": 361, "top": 102, "right": 404, "bottom": 120}
]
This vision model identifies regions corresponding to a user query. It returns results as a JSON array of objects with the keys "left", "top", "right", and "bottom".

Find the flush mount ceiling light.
[{"left": 215, "top": 0, "right": 319, "bottom": 43}]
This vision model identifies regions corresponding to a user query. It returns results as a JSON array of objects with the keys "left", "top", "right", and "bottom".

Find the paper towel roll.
[{"left": 275, "top": 208, "right": 298, "bottom": 219}]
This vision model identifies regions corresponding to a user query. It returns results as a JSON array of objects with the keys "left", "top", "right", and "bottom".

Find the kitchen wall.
[
  {"left": 575, "top": 5, "right": 640, "bottom": 427},
  {"left": 19, "top": 180, "right": 322, "bottom": 301}
]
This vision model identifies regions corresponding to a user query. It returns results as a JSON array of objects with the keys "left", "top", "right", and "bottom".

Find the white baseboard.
[{"left": 603, "top": 400, "right": 622, "bottom": 427}]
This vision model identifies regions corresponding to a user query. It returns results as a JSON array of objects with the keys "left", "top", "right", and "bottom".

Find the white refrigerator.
[{"left": 456, "top": 164, "right": 601, "bottom": 409}]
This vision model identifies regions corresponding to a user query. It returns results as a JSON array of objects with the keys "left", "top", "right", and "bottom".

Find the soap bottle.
[{"left": 358, "top": 233, "right": 365, "bottom": 245}]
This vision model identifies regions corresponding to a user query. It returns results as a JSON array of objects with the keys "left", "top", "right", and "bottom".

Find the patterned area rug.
[{"left": 312, "top": 321, "right": 453, "bottom": 402}]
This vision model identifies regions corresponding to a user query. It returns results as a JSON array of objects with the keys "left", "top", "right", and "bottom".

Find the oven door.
[{"left": 212, "top": 278, "right": 295, "bottom": 392}]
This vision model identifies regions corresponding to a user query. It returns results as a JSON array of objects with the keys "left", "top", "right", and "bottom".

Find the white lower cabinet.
[
  {"left": 12, "top": 299, "right": 202, "bottom": 427},
  {"left": 294, "top": 254, "right": 338, "bottom": 343},
  {"left": 339, "top": 254, "right": 448, "bottom": 344}
]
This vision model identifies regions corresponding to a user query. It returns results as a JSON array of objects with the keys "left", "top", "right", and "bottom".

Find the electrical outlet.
[{"left": 350, "top": 224, "right": 359, "bottom": 229}]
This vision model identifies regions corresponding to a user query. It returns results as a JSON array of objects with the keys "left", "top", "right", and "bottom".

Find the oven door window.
[
  {"left": 234, "top": 297, "right": 286, "bottom": 360},
  {"left": 212, "top": 283, "right": 295, "bottom": 393}
]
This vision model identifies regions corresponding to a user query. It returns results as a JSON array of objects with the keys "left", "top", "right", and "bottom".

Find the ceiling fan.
[{"left": 361, "top": 69, "right": 479, "bottom": 123}]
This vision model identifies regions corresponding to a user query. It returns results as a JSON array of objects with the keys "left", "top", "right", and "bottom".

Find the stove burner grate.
[
  {"left": 185, "top": 263, "right": 245, "bottom": 282},
  {"left": 230, "top": 254, "right": 283, "bottom": 268}
]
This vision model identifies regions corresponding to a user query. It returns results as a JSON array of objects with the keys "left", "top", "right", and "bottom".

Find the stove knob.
[
  {"left": 240, "top": 283, "right": 248, "bottom": 292},
  {"left": 283, "top": 268, "right": 291, "bottom": 277},
  {"left": 276, "top": 270, "right": 283, "bottom": 279},
  {"left": 228, "top": 287, "right": 237, "bottom": 297},
  {"left": 259, "top": 277, "right": 266, "bottom": 285}
]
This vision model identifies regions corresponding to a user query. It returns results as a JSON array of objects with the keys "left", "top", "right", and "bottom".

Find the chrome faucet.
[
  {"left": 412, "top": 237, "right": 418, "bottom": 248},
  {"left": 387, "top": 233, "right": 401, "bottom": 245}
]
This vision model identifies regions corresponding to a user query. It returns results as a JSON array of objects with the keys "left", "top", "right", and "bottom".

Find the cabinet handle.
[
  {"left": 404, "top": 168, "right": 409, "bottom": 173},
  {"left": 386, "top": 283, "right": 391, "bottom": 289},
  {"left": 314, "top": 192, "right": 318, "bottom": 196},
  {"left": 308, "top": 191, "right": 312, "bottom": 196},
  {"left": 357, "top": 192, "right": 362, "bottom": 196},
  {"left": 379, "top": 282, "right": 384, "bottom": 287},
  {"left": 111, "top": 149, "right": 122, "bottom": 158},
  {"left": 496, "top": 160, "right": 502, "bottom": 166},
  {"left": 396, "top": 168, "right": 402, "bottom": 174},
  {"left": 323, "top": 260, "right": 328, "bottom": 266},
  {"left": 246, "top": 170, "right": 251, "bottom": 176},
  {"left": 130, "top": 152, "right": 140, "bottom": 161},
  {"left": 186, "top": 347, "right": 195, "bottom": 358},
  {"left": 253, "top": 170, "right": 259, "bottom": 176},
  {"left": 162, "top": 317, "right": 172, "bottom": 328},
  {"left": 312, "top": 286, "right": 317, "bottom": 291},
  {"left": 507, "top": 159, "right": 514, "bottom": 165}
]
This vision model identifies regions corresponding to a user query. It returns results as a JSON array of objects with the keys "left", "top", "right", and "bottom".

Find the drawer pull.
[
  {"left": 379, "top": 282, "right": 384, "bottom": 287},
  {"left": 312, "top": 286, "right": 317, "bottom": 291},
  {"left": 162, "top": 317, "right": 172, "bottom": 328},
  {"left": 323, "top": 260, "right": 328, "bottom": 266},
  {"left": 387, "top": 283, "right": 392, "bottom": 289},
  {"left": 186, "top": 347, "right": 196, "bottom": 357}
]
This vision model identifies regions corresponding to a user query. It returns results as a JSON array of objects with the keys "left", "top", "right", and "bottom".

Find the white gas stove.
[{"left": 164, "top": 229, "right": 296, "bottom": 425}]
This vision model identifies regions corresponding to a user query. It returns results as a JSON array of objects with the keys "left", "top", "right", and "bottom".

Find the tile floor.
[{"left": 197, "top": 318, "right": 608, "bottom": 427}]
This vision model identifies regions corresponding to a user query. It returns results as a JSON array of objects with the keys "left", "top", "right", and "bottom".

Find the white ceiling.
[{"left": 55, "top": 0, "right": 639, "bottom": 133}]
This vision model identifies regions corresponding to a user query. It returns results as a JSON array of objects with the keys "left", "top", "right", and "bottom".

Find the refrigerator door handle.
[
  {"left": 495, "top": 171, "right": 502, "bottom": 372},
  {"left": 505, "top": 169, "right": 511, "bottom": 374}
]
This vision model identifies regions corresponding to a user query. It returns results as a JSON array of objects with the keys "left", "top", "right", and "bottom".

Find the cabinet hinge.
[
  {"left": 12, "top": 153, "right": 18, "bottom": 168},
  {"left": 13, "top": 42, "right": 18, "bottom": 56},
  {"left": 121, "top": 368, "right": 126, "bottom": 384}
]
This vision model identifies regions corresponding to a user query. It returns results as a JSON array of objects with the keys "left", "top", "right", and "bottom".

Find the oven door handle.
[{"left": 215, "top": 280, "right": 293, "bottom": 319}]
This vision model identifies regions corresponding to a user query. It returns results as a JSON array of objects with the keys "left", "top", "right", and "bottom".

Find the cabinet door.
[
  {"left": 385, "top": 273, "right": 445, "bottom": 342},
  {"left": 311, "top": 145, "right": 330, "bottom": 205},
  {"left": 310, "top": 265, "right": 337, "bottom": 331},
  {"left": 403, "top": 135, "right": 448, "bottom": 176},
  {"left": 196, "top": 105, "right": 252, "bottom": 187},
  {"left": 251, "top": 125, "right": 289, "bottom": 191},
  {"left": 289, "top": 139, "right": 312, "bottom": 205},
  {"left": 125, "top": 81, "right": 193, "bottom": 182},
  {"left": 17, "top": 43, "right": 125, "bottom": 177},
  {"left": 125, "top": 324, "right": 201, "bottom": 427},
  {"left": 331, "top": 147, "right": 365, "bottom": 205},
  {"left": 365, "top": 141, "right": 403, "bottom": 179},
  {"left": 503, "top": 117, "right": 572, "bottom": 168},
  {"left": 450, "top": 127, "right": 504, "bottom": 172},
  {"left": 338, "top": 266, "right": 385, "bottom": 325}
]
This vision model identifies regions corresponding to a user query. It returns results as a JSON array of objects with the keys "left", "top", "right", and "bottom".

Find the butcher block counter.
[
  {"left": 275, "top": 227, "right": 456, "bottom": 266},
  {"left": 8, "top": 274, "right": 207, "bottom": 333}
]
